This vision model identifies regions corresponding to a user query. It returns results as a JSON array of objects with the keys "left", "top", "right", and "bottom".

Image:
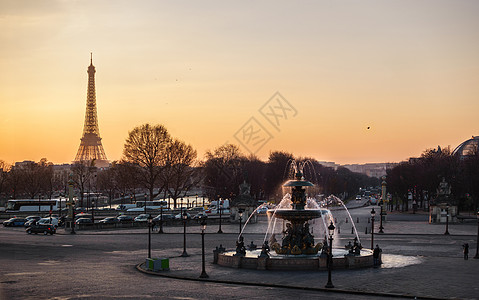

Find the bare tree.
[
  {"left": 71, "top": 160, "right": 96, "bottom": 208},
  {"left": 0, "top": 160, "right": 11, "bottom": 200},
  {"left": 163, "top": 139, "right": 198, "bottom": 208},
  {"left": 122, "top": 123, "right": 171, "bottom": 200}
]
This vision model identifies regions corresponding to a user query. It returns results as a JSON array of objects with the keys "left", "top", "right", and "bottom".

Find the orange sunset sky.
[{"left": 1, "top": 1, "right": 478, "bottom": 166}]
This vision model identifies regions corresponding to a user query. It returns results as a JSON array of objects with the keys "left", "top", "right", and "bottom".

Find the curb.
[{"left": 135, "top": 262, "right": 450, "bottom": 300}]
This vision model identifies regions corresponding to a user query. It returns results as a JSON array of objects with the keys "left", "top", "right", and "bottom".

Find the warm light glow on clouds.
[{"left": 1, "top": 0, "right": 478, "bottom": 165}]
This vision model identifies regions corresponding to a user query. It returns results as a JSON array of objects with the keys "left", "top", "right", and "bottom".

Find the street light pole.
[
  {"left": 217, "top": 200, "right": 223, "bottom": 234},
  {"left": 444, "top": 206, "right": 450, "bottom": 235},
  {"left": 68, "top": 174, "right": 76, "bottom": 234},
  {"left": 371, "top": 208, "right": 376, "bottom": 250},
  {"left": 474, "top": 211, "right": 479, "bottom": 259},
  {"left": 325, "top": 221, "right": 335, "bottom": 288},
  {"left": 379, "top": 201, "right": 384, "bottom": 233},
  {"left": 181, "top": 211, "right": 189, "bottom": 257},
  {"left": 200, "top": 217, "right": 208, "bottom": 278},
  {"left": 239, "top": 209, "right": 244, "bottom": 235},
  {"left": 159, "top": 205, "right": 164, "bottom": 234},
  {"left": 144, "top": 193, "right": 148, "bottom": 215},
  {"left": 147, "top": 214, "right": 152, "bottom": 258}
]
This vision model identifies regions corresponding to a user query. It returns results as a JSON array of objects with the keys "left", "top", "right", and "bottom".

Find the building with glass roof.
[{"left": 452, "top": 136, "right": 479, "bottom": 158}]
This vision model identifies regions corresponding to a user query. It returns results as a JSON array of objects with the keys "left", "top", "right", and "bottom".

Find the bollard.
[
  {"left": 335, "top": 219, "right": 337, "bottom": 224},
  {"left": 346, "top": 218, "right": 348, "bottom": 223},
  {"left": 368, "top": 218, "right": 370, "bottom": 223},
  {"left": 365, "top": 227, "right": 368, "bottom": 234},
  {"left": 338, "top": 226, "right": 340, "bottom": 234},
  {"left": 351, "top": 226, "right": 354, "bottom": 234},
  {"left": 357, "top": 217, "right": 359, "bottom": 223}
]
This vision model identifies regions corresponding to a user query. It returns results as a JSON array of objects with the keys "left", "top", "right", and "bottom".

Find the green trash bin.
[{"left": 146, "top": 258, "right": 169, "bottom": 271}]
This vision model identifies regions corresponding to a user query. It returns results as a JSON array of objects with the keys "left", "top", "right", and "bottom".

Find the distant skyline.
[{"left": 1, "top": 1, "right": 478, "bottom": 165}]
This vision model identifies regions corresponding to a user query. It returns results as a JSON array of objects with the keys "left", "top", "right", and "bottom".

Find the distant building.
[
  {"left": 453, "top": 136, "right": 479, "bottom": 159},
  {"left": 341, "top": 163, "right": 397, "bottom": 178}
]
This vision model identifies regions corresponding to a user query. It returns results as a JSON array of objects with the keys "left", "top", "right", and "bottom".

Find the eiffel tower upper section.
[{"left": 74, "top": 54, "right": 109, "bottom": 168}]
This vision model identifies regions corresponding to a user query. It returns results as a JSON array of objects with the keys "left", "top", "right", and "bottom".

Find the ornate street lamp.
[
  {"left": 199, "top": 217, "right": 208, "bottom": 278},
  {"left": 325, "top": 221, "right": 335, "bottom": 288},
  {"left": 444, "top": 205, "right": 450, "bottom": 235},
  {"left": 91, "top": 199, "right": 95, "bottom": 223},
  {"left": 158, "top": 202, "right": 164, "bottom": 234},
  {"left": 180, "top": 211, "right": 189, "bottom": 257},
  {"left": 474, "top": 211, "right": 479, "bottom": 259},
  {"left": 68, "top": 174, "right": 76, "bottom": 234},
  {"left": 217, "top": 199, "right": 223, "bottom": 234},
  {"left": 147, "top": 214, "right": 153, "bottom": 258},
  {"left": 239, "top": 208, "right": 244, "bottom": 235},
  {"left": 144, "top": 193, "right": 148, "bottom": 215},
  {"left": 379, "top": 201, "right": 384, "bottom": 234},
  {"left": 371, "top": 208, "right": 376, "bottom": 250}
]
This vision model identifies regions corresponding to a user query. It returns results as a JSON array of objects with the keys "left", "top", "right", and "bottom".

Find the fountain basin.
[
  {"left": 216, "top": 248, "right": 375, "bottom": 271},
  {"left": 269, "top": 208, "right": 326, "bottom": 221}
]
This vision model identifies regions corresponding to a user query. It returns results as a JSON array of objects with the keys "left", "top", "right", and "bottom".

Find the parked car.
[
  {"left": 26, "top": 224, "right": 56, "bottom": 235},
  {"left": 98, "top": 217, "right": 119, "bottom": 224},
  {"left": 256, "top": 207, "right": 268, "bottom": 214},
  {"left": 117, "top": 215, "right": 134, "bottom": 223},
  {"left": 3, "top": 217, "right": 27, "bottom": 227},
  {"left": 38, "top": 217, "right": 59, "bottom": 227},
  {"left": 134, "top": 214, "right": 150, "bottom": 222},
  {"left": 152, "top": 213, "right": 175, "bottom": 223},
  {"left": 174, "top": 212, "right": 191, "bottom": 220},
  {"left": 24, "top": 216, "right": 42, "bottom": 227},
  {"left": 75, "top": 218, "right": 93, "bottom": 225},
  {"left": 193, "top": 212, "right": 208, "bottom": 219}
]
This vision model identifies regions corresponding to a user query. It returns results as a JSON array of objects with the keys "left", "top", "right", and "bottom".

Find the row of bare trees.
[
  {"left": 202, "top": 145, "right": 379, "bottom": 202},
  {"left": 387, "top": 146, "right": 479, "bottom": 213},
  {"left": 0, "top": 159, "right": 60, "bottom": 202},
  {"left": 1, "top": 123, "right": 379, "bottom": 207}
]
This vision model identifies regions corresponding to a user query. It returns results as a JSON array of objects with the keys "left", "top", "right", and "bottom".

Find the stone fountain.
[
  {"left": 269, "top": 171, "right": 322, "bottom": 255},
  {"left": 216, "top": 164, "right": 376, "bottom": 271}
]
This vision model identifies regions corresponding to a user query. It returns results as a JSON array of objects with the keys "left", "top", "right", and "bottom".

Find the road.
[{"left": 1, "top": 205, "right": 478, "bottom": 300}]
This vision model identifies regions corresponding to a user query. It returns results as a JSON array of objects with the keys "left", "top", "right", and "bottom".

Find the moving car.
[
  {"left": 3, "top": 217, "right": 27, "bottom": 227},
  {"left": 26, "top": 224, "right": 56, "bottom": 235}
]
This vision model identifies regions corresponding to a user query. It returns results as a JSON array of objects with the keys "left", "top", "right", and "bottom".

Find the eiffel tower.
[{"left": 74, "top": 54, "right": 109, "bottom": 168}]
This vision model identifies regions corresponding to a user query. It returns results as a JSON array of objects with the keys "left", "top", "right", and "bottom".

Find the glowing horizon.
[{"left": 1, "top": 1, "right": 478, "bottom": 166}]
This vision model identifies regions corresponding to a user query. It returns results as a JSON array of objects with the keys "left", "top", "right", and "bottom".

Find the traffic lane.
[{"left": 0, "top": 236, "right": 388, "bottom": 300}]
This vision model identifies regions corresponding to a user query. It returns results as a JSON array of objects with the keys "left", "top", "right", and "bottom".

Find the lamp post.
[
  {"left": 325, "top": 221, "right": 335, "bottom": 288},
  {"left": 217, "top": 199, "right": 223, "bottom": 234},
  {"left": 474, "top": 211, "right": 479, "bottom": 259},
  {"left": 239, "top": 208, "right": 244, "bottom": 235},
  {"left": 202, "top": 195, "right": 205, "bottom": 208},
  {"left": 91, "top": 199, "right": 95, "bottom": 224},
  {"left": 68, "top": 174, "right": 76, "bottom": 234},
  {"left": 147, "top": 214, "right": 152, "bottom": 258},
  {"left": 444, "top": 205, "right": 450, "bottom": 235},
  {"left": 199, "top": 217, "right": 208, "bottom": 278},
  {"left": 158, "top": 204, "right": 164, "bottom": 234},
  {"left": 181, "top": 211, "right": 189, "bottom": 257},
  {"left": 371, "top": 208, "right": 376, "bottom": 250},
  {"left": 379, "top": 201, "right": 384, "bottom": 233},
  {"left": 144, "top": 193, "right": 148, "bottom": 215}
]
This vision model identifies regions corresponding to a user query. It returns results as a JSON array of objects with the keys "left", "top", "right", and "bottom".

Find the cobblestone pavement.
[{"left": 1, "top": 205, "right": 478, "bottom": 299}]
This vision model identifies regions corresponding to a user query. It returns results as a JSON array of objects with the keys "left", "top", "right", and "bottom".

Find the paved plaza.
[{"left": 1, "top": 205, "right": 478, "bottom": 299}]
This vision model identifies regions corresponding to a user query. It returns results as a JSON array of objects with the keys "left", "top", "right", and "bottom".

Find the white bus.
[{"left": 6, "top": 199, "right": 68, "bottom": 212}]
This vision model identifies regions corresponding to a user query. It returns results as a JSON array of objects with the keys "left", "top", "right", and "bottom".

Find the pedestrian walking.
[
  {"left": 463, "top": 243, "right": 469, "bottom": 260},
  {"left": 373, "top": 244, "right": 382, "bottom": 266}
]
